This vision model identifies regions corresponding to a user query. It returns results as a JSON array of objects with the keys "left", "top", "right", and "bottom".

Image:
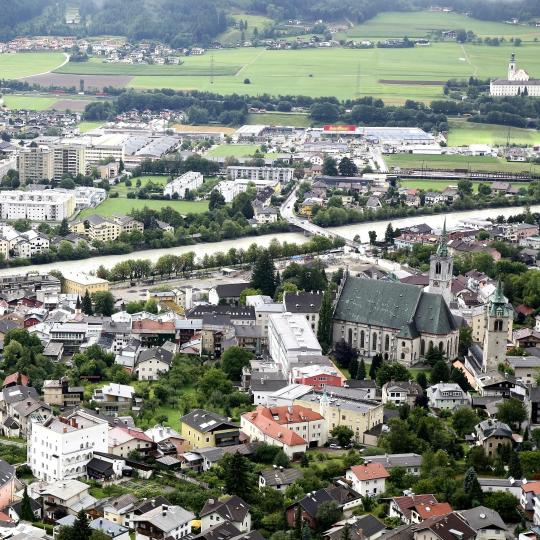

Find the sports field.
[
  {"left": 78, "top": 121, "right": 104, "bottom": 133},
  {"left": 343, "top": 11, "right": 540, "bottom": 40},
  {"left": 385, "top": 153, "right": 540, "bottom": 173},
  {"left": 400, "top": 179, "right": 525, "bottom": 192},
  {"left": 0, "top": 51, "right": 65, "bottom": 78},
  {"left": 447, "top": 119, "right": 540, "bottom": 146}
]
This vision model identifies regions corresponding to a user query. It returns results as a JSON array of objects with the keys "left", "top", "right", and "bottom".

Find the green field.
[
  {"left": 247, "top": 112, "right": 312, "bottom": 127},
  {"left": 2, "top": 95, "right": 58, "bottom": 110},
  {"left": 0, "top": 51, "right": 66, "bottom": 78},
  {"left": 78, "top": 121, "right": 104, "bottom": 133},
  {"left": 206, "top": 143, "right": 263, "bottom": 157},
  {"left": 400, "top": 179, "right": 525, "bottom": 192},
  {"left": 385, "top": 153, "right": 540, "bottom": 173},
  {"left": 344, "top": 11, "right": 540, "bottom": 40},
  {"left": 78, "top": 198, "right": 208, "bottom": 219},
  {"left": 110, "top": 175, "right": 168, "bottom": 197},
  {"left": 448, "top": 119, "right": 540, "bottom": 146},
  {"left": 218, "top": 12, "right": 274, "bottom": 45}
]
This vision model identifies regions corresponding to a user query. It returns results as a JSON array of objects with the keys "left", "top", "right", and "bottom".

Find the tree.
[
  {"left": 239, "top": 288, "right": 261, "bottom": 306},
  {"left": 376, "top": 363, "right": 411, "bottom": 387},
  {"left": 496, "top": 398, "right": 527, "bottom": 430},
  {"left": 430, "top": 360, "right": 450, "bottom": 384},
  {"left": 457, "top": 179, "right": 473, "bottom": 196},
  {"left": 368, "top": 230, "right": 377, "bottom": 245},
  {"left": 452, "top": 408, "right": 479, "bottom": 438},
  {"left": 20, "top": 486, "right": 35, "bottom": 521},
  {"left": 458, "top": 326, "right": 473, "bottom": 357},
  {"left": 72, "top": 509, "right": 92, "bottom": 540},
  {"left": 294, "top": 506, "right": 303, "bottom": 540},
  {"left": 302, "top": 524, "right": 312, "bottom": 540},
  {"left": 317, "top": 287, "right": 333, "bottom": 353},
  {"left": 331, "top": 425, "right": 354, "bottom": 447},
  {"left": 341, "top": 523, "right": 351, "bottom": 540},
  {"left": 369, "top": 354, "right": 383, "bottom": 379},
  {"left": 508, "top": 451, "right": 522, "bottom": 479},
  {"left": 209, "top": 189, "right": 226, "bottom": 210},
  {"left": 416, "top": 372, "right": 428, "bottom": 389},
  {"left": 463, "top": 467, "right": 483, "bottom": 504},
  {"left": 357, "top": 358, "right": 366, "bottom": 380},
  {"left": 251, "top": 252, "right": 277, "bottom": 297},
  {"left": 222, "top": 452, "right": 252, "bottom": 501},
  {"left": 81, "top": 290, "right": 93, "bottom": 316},
  {"left": 221, "top": 346, "right": 253, "bottom": 380},
  {"left": 58, "top": 218, "right": 70, "bottom": 237},
  {"left": 322, "top": 156, "right": 338, "bottom": 176},
  {"left": 333, "top": 340, "right": 358, "bottom": 369},
  {"left": 385, "top": 223, "right": 395, "bottom": 245},
  {"left": 338, "top": 157, "right": 357, "bottom": 177},
  {"left": 92, "top": 291, "right": 115, "bottom": 316},
  {"left": 315, "top": 501, "right": 342, "bottom": 530},
  {"left": 450, "top": 366, "right": 471, "bottom": 392},
  {"left": 483, "top": 492, "right": 520, "bottom": 522},
  {"left": 532, "top": 428, "right": 540, "bottom": 449}
]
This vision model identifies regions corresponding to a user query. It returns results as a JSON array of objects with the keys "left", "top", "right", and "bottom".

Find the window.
[
  {"left": 435, "top": 261, "right": 441, "bottom": 275},
  {"left": 421, "top": 339, "right": 425, "bottom": 355},
  {"left": 360, "top": 330, "right": 365, "bottom": 348},
  {"left": 494, "top": 319, "right": 503, "bottom": 332},
  {"left": 385, "top": 335, "right": 390, "bottom": 351},
  {"left": 372, "top": 332, "right": 377, "bottom": 350},
  {"left": 348, "top": 328, "right": 353, "bottom": 346}
]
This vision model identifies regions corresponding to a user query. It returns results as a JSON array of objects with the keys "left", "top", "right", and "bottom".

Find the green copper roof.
[
  {"left": 333, "top": 276, "right": 457, "bottom": 336},
  {"left": 436, "top": 218, "right": 449, "bottom": 257},
  {"left": 489, "top": 279, "right": 512, "bottom": 318}
]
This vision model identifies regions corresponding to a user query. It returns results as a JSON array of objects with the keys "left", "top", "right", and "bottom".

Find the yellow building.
[
  {"left": 113, "top": 216, "right": 144, "bottom": 235},
  {"left": 180, "top": 408, "right": 240, "bottom": 449},
  {"left": 63, "top": 272, "right": 110, "bottom": 295},
  {"left": 70, "top": 215, "right": 122, "bottom": 243}
]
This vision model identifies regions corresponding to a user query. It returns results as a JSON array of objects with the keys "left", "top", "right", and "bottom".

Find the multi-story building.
[
  {"left": 70, "top": 215, "right": 122, "bottom": 242},
  {"left": 345, "top": 463, "right": 389, "bottom": 497},
  {"left": 227, "top": 166, "right": 294, "bottom": 183},
  {"left": 0, "top": 190, "right": 76, "bottom": 221},
  {"left": 42, "top": 378, "right": 84, "bottom": 408},
  {"left": 133, "top": 504, "right": 194, "bottom": 540},
  {"left": 268, "top": 312, "right": 322, "bottom": 376},
  {"left": 426, "top": 383, "right": 470, "bottom": 410},
  {"left": 92, "top": 383, "right": 136, "bottom": 416},
  {"left": 28, "top": 409, "right": 109, "bottom": 481},
  {"left": 164, "top": 171, "right": 203, "bottom": 198},
  {"left": 53, "top": 142, "right": 86, "bottom": 180},
  {"left": 180, "top": 409, "right": 240, "bottom": 449},
  {"left": 17, "top": 143, "right": 54, "bottom": 184},
  {"left": 62, "top": 272, "right": 110, "bottom": 296}
]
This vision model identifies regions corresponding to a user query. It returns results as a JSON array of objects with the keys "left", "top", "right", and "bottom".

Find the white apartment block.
[
  {"left": 164, "top": 171, "right": 203, "bottom": 198},
  {"left": 53, "top": 143, "right": 87, "bottom": 180},
  {"left": 227, "top": 166, "right": 294, "bottom": 183},
  {"left": 73, "top": 186, "right": 107, "bottom": 209},
  {"left": 28, "top": 409, "right": 109, "bottom": 481},
  {"left": 215, "top": 180, "right": 244, "bottom": 203},
  {"left": 17, "top": 145, "right": 54, "bottom": 184},
  {"left": 0, "top": 190, "right": 76, "bottom": 221},
  {"left": 267, "top": 312, "right": 322, "bottom": 376}
]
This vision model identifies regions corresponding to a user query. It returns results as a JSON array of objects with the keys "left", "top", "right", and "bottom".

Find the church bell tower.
[{"left": 428, "top": 218, "right": 453, "bottom": 305}]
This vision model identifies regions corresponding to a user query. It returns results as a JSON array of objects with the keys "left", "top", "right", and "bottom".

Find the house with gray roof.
[
  {"left": 333, "top": 274, "right": 459, "bottom": 366},
  {"left": 133, "top": 503, "right": 194, "bottom": 540},
  {"left": 474, "top": 419, "right": 513, "bottom": 457},
  {"left": 457, "top": 506, "right": 506, "bottom": 539},
  {"left": 426, "top": 383, "right": 470, "bottom": 411},
  {"left": 259, "top": 467, "right": 303, "bottom": 491},
  {"left": 366, "top": 453, "right": 422, "bottom": 475},
  {"left": 382, "top": 381, "right": 423, "bottom": 406},
  {"left": 200, "top": 495, "right": 251, "bottom": 533}
]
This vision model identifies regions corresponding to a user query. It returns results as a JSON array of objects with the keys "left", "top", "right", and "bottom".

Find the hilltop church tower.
[
  {"left": 482, "top": 280, "right": 511, "bottom": 373},
  {"left": 508, "top": 52, "right": 517, "bottom": 80},
  {"left": 428, "top": 219, "right": 453, "bottom": 305}
]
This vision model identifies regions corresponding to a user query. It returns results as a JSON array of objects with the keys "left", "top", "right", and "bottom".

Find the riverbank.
[{"left": 1, "top": 204, "right": 538, "bottom": 277}]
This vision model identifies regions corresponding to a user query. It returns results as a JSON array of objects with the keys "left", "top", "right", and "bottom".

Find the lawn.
[
  {"left": 206, "top": 143, "right": 263, "bottom": 157},
  {"left": 247, "top": 112, "right": 312, "bottom": 127},
  {"left": 448, "top": 119, "right": 540, "bottom": 146},
  {"left": 110, "top": 175, "right": 168, "bottom": 197},
  {"left": 0, "top": 51, "right": 66, "bottom": 78},
  {"left": 1, "top": 95, "right": 58, "bottom": 110},
  {"left": 343, "top": 10, "right": 540, "bottom": 40},
  {"left": 78, "top": 120, "right": 104, "bottom": 133},
  {"left": 78, "top": 197, "right": 208, "bottom": 218},
  {"left": 385, "top": 153, "right": 540, "bottom": 173}
]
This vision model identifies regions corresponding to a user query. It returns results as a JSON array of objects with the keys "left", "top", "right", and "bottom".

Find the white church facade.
[{"left": 490, "top": 53, "right": 540, "bottom": 96}]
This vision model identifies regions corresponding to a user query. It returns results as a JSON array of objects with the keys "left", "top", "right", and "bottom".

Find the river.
[{"left": 0, "top": 204, "right": 539, "bottom": 277}]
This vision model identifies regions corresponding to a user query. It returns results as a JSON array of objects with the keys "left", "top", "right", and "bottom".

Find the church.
[
  {"left": 490, "top": 53, "right": 540, "bottom": 96},
  {"left": 331, "top": 226, "right": 459, "bottom": 367}
]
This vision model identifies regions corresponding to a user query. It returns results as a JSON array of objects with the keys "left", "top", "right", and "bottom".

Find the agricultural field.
[
  {"left": 1, "top": 95, "right": 58, "bottom": 110},
  {"left": 246, "top": 112, "right": 312, "bottom": 127},
  {"left": 0, "top": 52, "right": 66, "bottom": 78},
  {"left": 400, "top": 179, "right": 526, "bottom": 192},
  {"left": 343, "top": 11, "right": 540, "bottom": 40},
  {"left": 78, "top": 197, "right": 208, "bottom": 219},
  {"left": 206, "top": 143, "right": 263, "bottom": 157},
  {"left": 385, "top": 153, "right": 540, "bottom": 173},
  {"left": 447, "top": 119, "right": 540, "bottom": 146},
  {"left": 217, "top": 12, "right": 274, "bottom": 45}
]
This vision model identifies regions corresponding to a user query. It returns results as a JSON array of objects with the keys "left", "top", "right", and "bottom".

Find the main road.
[{"left": 0, "top": 204, "right": 538, "bottom": 277}]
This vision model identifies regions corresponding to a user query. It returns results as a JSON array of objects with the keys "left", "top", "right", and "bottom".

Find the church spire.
[
  {"left": 437, "top": 218, "right": 448, "bottom": 257},
  {"left": 490, "top": 278, "right": 510, "bottom": 317}
]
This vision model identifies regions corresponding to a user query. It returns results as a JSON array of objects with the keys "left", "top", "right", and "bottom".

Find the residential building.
[
  {"left": 410, "top": 513, "right": 476, "bottom": 540},
  {"left": 458, "top": 506, "right": 506, "bottom": 540},
  {"left": 28, "top": 409, "right": 109, "bottom": 481},
  {"left": 133, "top": 503, "right": 194, "bottom": 540},
  {"left": 227, "top": 166, "right": 294, "bottom": 182},
  {"left": 200, "top": 496, "right": 251, "bottom": 533},
  {"left": 389, "top": 495, "right": 440, "bottom": 524},
  {"left": 0, "top": 190, "right": 76, "bottom": 221},
  {"left": 108, "top": 426, "right": 155, "bottom": 458},
  {"left": 246, "top": 295, "right": 284, "bottom": 336},
  {"left": 134, "top": 344, "right": 174, "bottom": 381},
  {"left": 259, "top": 467, "right": 303, "bottom": 491},
  {"left": 268, "top": 312, "right": 322, "bottom": 375},
  {"left": 283, "top": 291, "right": 323, "bottom": 332},
  {"left": 17, "top": 143, "right": 54, "bottom": 184},
  {"left": 323, "top": 515, "right": 386, "bottom": 540},
  {"left": 164, "top": 171, "right": 203, "bottom": 198},
  {"left": 345, "top": 463, "right": 389, "bottom": 497},
  {"left": 54, "top": 515, "right": 130, "bottom": 540},
  {"left": 70, "top": 215, "right": 122, "bottom": 242},
  {"left": 0, "top": 460, "right": 17, "bottom": 509},
  {"left": 241, "top": 404, "right": 326, "bottom": 458},
  {"left": 180, "top": 409, "right": 240, "bottom": 449},
  {"left": 367, "top": 453, "right": 422, "bottom": 475},
  {"left": 92, "top": 383, "right": 137, "bottom": 416},
  {"left": 208, "top": 282, "right": 251, "bottom": 306},
  {"left": 426, "top": 383, "right": 470, "bottom": 410},
  {"left": 382, "top": 381, "right": 423, "bottom": 406},
  {"left": 474, "top": 419, "right": 513, "bottom": 457},
  {"left": 53, "top": 142, "right": 87, "bottom": 180}
]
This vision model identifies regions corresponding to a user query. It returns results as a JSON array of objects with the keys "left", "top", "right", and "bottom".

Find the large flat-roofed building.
[
  {"left": 63, "top": 272, "right": 110, "bottom": 295},
  {"left": 53, "top": 142, "right": 86, "bottom": 180},
  {"left": 17, "top": 144, "right": 54, "bottom": 184},
  {"left": 0, "top": 190, "right": 76, "bottom": 221},
  {"left": 227, "top": 166, "right": 294, "bottom": 183},
  {"left": 268, "top": 312, "right": 322, "bottom": 375}
]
